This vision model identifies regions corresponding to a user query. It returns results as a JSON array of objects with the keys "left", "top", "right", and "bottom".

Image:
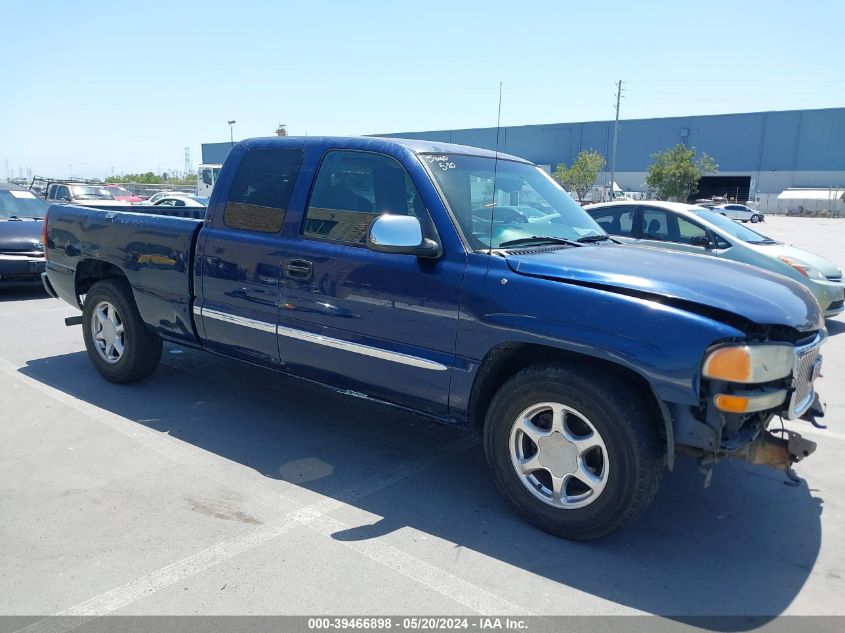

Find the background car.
[
  {"left": 152, "top": 195, "right": 206, "bottom": 207},
  {"left": 471, "top": 205, "right": 559, "bottom": 226},
  {"left": 586, "top": 200, "right": 844, "bottom": 318},
  {"left": 146, "top": 190, "right": 193, "bottom": 205},
  {"left": 0, "top": 182, "right": 47, "bottom": 287},
  {"left": 711, "top": 203, "right": 764, "bottom": 223},
  {"left": 44, "top": 182, "right": 130, "bottom": 207},
  {"left": 104, "top": 185, "right": 144, "bottom": 204}
]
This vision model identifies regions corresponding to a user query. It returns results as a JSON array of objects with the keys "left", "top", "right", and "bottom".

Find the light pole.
[
  {"left": 227, "top": 120, "right": 237, "bottom": 147},
  {"left": 609, "top": 80, "right": 623, "bottom": 201}
]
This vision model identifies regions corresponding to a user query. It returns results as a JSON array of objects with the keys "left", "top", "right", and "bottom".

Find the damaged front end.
[
  {"left": 735, "top": 426, "right": 818, "bottom": 471},
  {"left": 672, "top": 329, "right": 826, "bottom": 484}
]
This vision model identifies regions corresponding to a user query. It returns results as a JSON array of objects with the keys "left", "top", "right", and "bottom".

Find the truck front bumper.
[
  {"left": 41, "top": 272, "right": 58, "bottom": 298},
  {"left": 807, "top": 278, "right": 845, "bottom": 317}
]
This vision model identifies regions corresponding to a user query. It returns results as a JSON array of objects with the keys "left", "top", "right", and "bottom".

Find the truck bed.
[{"left": 45, "top": 204, "right": 204, "bottom": 344}]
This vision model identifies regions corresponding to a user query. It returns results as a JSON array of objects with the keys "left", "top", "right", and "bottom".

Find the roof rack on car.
[
  {"left": 29, "top": 175, "right": 106, "bottom": 197},
  {"left": 30, "top": 175, "right": 102, "bottom": 188}
]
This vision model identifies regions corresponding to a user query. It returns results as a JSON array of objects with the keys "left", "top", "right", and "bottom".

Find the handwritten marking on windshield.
[{"left": 426, "top": 155, "right": 456, "bottom": 170}]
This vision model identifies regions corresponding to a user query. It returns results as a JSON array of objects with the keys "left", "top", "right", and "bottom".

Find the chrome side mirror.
[{"left": 366, "top": 215, "right": 441, "bottom": 258}]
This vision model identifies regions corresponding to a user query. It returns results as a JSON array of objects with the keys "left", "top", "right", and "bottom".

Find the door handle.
[{"left": 284, "top": 259, "right": 313, "bottom": 279}]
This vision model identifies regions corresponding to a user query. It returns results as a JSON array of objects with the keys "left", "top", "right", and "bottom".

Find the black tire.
[
  {"left": 483, "top": 363, "right": 663, "bottom": 540},
  {"left": 750, "top": 214, "right": 760, "bottom": 223},
  {"left": 81, "top": 279, "right": 162, "bottom": 383}
]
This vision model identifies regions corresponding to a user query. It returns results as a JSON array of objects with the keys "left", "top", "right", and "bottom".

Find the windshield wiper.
[
  {"left": 576, "top": 234, "right": 612, "bottom": 243},
  {"left": 498, "top": 236, "right": 583, "bottom": 248}
]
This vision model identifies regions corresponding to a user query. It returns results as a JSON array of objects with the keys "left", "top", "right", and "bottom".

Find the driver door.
[
  {"left": 275, "top": 149, "right": 464, "bottom": 415},
  {"left": 635, "top": 207, "right": 715, "bottom": 256}
]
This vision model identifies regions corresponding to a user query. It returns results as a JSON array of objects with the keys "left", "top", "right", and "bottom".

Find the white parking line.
[{"left": 1, "top": 360, "right": 531, "bottom": 632}]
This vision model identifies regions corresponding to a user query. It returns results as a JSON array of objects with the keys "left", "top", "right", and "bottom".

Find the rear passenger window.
[
  {"left": 303, "top": 150, "right": 430, "bottom": 245},
  {"left": 641, "top": 209, "right": 670, "bottom": 240},
  {"left": 224, "top": 148, "right": 303, "bottom": 233},
  {"left": 591, "top": 207, "right": 634, "bottom": 236}
]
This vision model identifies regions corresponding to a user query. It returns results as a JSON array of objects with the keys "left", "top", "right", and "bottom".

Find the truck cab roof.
[{"left": 233, "top": 135, "right": 531, "bottom": 164}]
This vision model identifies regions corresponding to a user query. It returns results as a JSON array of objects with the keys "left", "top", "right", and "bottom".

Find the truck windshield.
[
  {"left": 71, "top": 186, "right": 114, "bottom": 200},
  {"left": 422, "top": 154, "right": 605, "bottom": 250}
]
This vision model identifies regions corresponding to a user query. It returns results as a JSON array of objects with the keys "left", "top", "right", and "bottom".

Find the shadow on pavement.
[
  {"left": 19, "top": 346, "right": 823, "bottom": 624},
  {"left": 0, "top": 286, "right": 47, "bottom": 302}
]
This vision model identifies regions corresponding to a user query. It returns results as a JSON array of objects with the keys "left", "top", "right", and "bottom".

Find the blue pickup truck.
[{"left": 42, "top": 136, "right": 826, "bottom": 539}]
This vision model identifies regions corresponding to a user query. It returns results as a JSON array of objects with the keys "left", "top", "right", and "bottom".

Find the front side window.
[
  {"left": 223, "top": 149, "right": 303, "bottom": 233},
  {"left": 423, "top": 154, "right": 604, "bottom": 250},
  {"left": 303, "top": 151, "right": 430, "bottom": 245},
  {"left": 676, "top": 217, "right": 708, "bottom": 244}
]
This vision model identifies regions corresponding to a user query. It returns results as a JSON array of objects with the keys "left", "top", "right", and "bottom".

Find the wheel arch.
[
  {"left": 467, "top": 342, "right": 674, "bottom": 468},
  {"left": 75, "top": 259, "right": 130, "bottom": 304}
]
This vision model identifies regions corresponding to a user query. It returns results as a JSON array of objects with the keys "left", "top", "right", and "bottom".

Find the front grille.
[
  {"left": 826, "top": 274, "right": 843, "bottom": 282},
  {"left": 827, "top": 299, "right": 844, "bottom": 312},
  {"left": 788, "top": 337, "right": 822, "bottom": 418}
]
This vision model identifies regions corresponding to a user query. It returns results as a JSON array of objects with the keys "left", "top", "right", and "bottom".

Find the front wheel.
[
  {"left": 750, "top": 214, "right": 761, "bottom": 223},
  {"left": 82, "top": 279, "right": 162, "bottom": 383},
  {"left": 483, "top": 364, "right": 663, "bottom": 539}
]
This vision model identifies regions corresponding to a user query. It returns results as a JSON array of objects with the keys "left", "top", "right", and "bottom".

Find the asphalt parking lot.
[{"left": 1, "top": 216, "right": 843, "bottom": 622}]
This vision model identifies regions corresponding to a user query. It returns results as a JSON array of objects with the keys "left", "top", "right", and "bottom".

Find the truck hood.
[
  {"left": 0, "top": 219, "right": 44, "bottom": 252},
  {"left": 505, "top": 244, "right": 823, "bottom": 332}
]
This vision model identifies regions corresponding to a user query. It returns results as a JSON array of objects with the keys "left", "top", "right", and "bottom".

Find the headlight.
[
  {"left": 778, "top": 256, "right": 827, "bottom": 281},
  {"left": 703, "top": 344, "right": 793, "bottom": 383}
]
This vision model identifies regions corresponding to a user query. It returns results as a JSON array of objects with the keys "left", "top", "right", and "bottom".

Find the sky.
[{"left": 1, "top": 0, "right": 843, "bottom": 179}]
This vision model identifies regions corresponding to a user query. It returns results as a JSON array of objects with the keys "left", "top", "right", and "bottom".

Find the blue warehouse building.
[{"left": 201, "top": 107, "right": 845, "bottom": 206}]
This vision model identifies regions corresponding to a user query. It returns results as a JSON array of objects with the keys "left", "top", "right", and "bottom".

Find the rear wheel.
[
  {"left": 483, "top": 363, "right": 663, "bottom": 539},
  {"left": 82, "top": 279, "right": 162, "bottom": 383}
]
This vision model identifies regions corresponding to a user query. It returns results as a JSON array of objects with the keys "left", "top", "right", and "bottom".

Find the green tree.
[
  {"left": 645, "top": 144, "right": 718, "bottom": 201},
  {"left": 552, "top": 150, "right": 606, "bottom": 202},
  {"left": 105, "top": 172, "right": 164, "bottom": 184}
]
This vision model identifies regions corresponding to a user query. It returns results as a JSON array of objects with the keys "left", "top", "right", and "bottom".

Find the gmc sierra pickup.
[{"left": 42, "top": 136, "right": 826, "bottom": 539}]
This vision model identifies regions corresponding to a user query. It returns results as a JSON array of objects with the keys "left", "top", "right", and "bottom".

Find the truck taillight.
[{"left": 42, "top": 212, "right": 48, "bottom": 258}]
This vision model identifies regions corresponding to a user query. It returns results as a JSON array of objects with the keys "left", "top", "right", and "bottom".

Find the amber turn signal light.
[
  {"left": 703, "top": 347, "right": 752, "bottom": 382},
  {"left": 714, "top": 394, "right": 749, "bottom": 413}
]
